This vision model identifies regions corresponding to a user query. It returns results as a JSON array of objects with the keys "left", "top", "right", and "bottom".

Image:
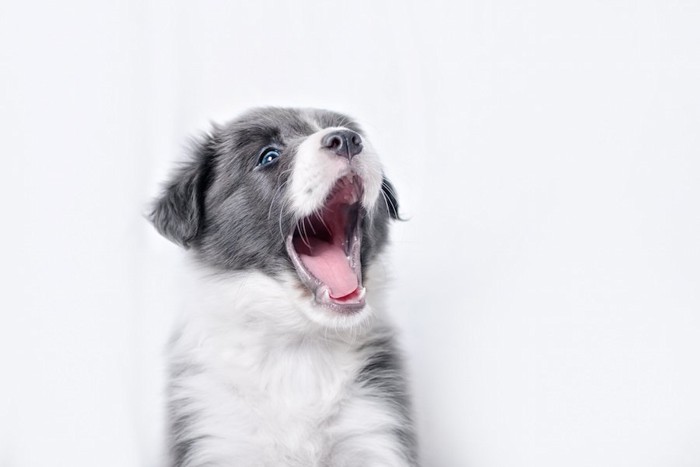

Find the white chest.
[
  {"left": 166, "top": 271, "right": 412, "bottom": 467},
  {"left": 170, "top": 322, "right": 366, "bottom": 466}
]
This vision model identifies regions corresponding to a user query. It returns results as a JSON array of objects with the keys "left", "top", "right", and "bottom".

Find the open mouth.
[{"left": 285, "top": 175, "right": 365, "bottom": 312}]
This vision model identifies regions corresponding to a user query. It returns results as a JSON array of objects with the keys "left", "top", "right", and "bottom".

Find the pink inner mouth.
[
  {"left": 293, "top": 236, "right": 358, "bottom": 299},
  {"left": 289, "top": 176, "right": 363, "bottom": 305}
]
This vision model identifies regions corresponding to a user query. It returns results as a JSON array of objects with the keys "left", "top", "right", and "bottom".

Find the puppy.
[{"left": 150, "top": 107, "right": 417, "bottom": 466}]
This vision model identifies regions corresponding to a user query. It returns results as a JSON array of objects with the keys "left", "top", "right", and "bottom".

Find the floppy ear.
[
  {"left": 381, "top": 177, "right": 401, "bottom": 220},
  {"left": 149, "top": 142, "right": 214, "bottom": 248}
]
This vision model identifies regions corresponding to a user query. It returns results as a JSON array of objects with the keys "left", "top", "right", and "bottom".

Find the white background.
[{"left": 1, "top": 1, "right": 699, "bottom": 466}]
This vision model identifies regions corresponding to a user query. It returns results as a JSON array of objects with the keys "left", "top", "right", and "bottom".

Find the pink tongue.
[{"left": 298, "top": 238, "right": 358, "bottom": 298}]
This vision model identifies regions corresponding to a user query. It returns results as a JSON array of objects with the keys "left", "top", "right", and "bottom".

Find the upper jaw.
[{"left": 285, "top": 174, "right": 367, "bottom": 313}]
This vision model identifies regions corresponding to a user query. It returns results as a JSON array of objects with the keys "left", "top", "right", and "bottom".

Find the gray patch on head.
[
  {"left": 356, "top": 331, "right": 419, "bottom": 466},
  {"left": 149, "top": 107, "right": 400, "bottom": 278},
  {"left": 149, "top": 139, "right": 215, "bottom": 248}
]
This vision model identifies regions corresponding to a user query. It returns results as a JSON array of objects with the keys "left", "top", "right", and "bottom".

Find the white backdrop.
[{"left": 2, "top": 1, "right": 699, "bottom": 466}]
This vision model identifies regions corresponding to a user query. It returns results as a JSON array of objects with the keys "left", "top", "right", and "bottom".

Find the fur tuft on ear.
[
  {"left": 381, "top": 177, "right": 401, "bottom": 220},
  {"left": 149, "top": 139, "right": 214, "bottom": 248}
]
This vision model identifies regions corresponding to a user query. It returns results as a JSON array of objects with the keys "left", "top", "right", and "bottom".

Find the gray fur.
[{"left": 357, "top": 332, "right": 419, "bottom": 466}]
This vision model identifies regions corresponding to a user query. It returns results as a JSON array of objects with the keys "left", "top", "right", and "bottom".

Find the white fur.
[
  {"left": 289, "top": 127, "right": 384, "bottom": 219},
  {"left": 168, "top": 263, "right": 410, "bottom": 466}
]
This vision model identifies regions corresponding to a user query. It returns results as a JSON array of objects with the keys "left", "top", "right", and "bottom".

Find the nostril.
[
  {"left": 327, "top": 135, "right": 343, "bottom": 151},
  {"left": 351, "top": 134, "right": 361, "bottom": 146}
]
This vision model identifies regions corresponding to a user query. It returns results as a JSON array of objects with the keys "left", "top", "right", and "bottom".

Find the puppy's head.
[{"left": 150, "top": 107, "right": 399, "bottom": 326}]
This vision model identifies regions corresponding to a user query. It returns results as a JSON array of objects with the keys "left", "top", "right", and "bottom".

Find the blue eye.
[{"left": 258, "top": 148, "right": 281, "bottom": 167}]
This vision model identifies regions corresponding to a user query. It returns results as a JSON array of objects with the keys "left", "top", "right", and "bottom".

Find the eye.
[{"left": 257, "top": 147, "right": 281, "bottom": 167}]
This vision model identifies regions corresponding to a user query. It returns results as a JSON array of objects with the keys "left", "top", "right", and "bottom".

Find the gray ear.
[
  {"left": 149, "top": 142, "right": 214, "bottom": 248},
  {"left": 381, "top": 177, "right": 401, "bottom": 220}
]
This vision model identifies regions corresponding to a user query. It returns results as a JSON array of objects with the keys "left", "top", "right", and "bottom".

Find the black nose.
[{"left": 321, "top": 130, "right": 363, "bottom": 160}]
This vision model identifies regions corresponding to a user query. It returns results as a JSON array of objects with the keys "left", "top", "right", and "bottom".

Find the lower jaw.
[{"left": 313, "top": 285, "right": 367, "bottom": 313}]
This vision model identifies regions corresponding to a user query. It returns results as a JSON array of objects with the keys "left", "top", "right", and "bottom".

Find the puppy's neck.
[{"left": 178, "top": 264, "right": 380, "bottom": 348}]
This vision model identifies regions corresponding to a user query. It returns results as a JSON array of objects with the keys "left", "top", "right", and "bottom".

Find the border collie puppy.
[{"left": 150, "top": 107, "right": 417, "bottom": 467}]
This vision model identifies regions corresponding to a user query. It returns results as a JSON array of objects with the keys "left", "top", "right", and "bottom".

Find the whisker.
[
  {"left": 268, "top": 178, "right": 289, "bottom": 221},
  {"left": 267, "top": 167, "right": 294, "bottom": 243},
  {"left": 382, "top": 179, "right": 399, "bottom": 200},
  {"left": 278, "top": 209, "right": 288, "bottom": 244},
  {"left": 314, "top": 210, "right": 331, "bottom": 236},
  {"left": 307, "top": 211, "right": 318, "bottom": 236},
  {"left": 299, "top": 218, "right": 312, "bottom": 249},
  {"left": 379, "top": 188, "right": 394, "bottom": 217}
]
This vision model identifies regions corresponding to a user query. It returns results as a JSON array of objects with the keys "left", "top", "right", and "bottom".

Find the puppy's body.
[{"left": 151, "top": 108, "right": 416, "bottom": 466}]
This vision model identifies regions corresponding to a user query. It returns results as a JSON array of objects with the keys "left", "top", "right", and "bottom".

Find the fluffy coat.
[{"left": 150, "top": 108, "right": 417, "bottom": 466}]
